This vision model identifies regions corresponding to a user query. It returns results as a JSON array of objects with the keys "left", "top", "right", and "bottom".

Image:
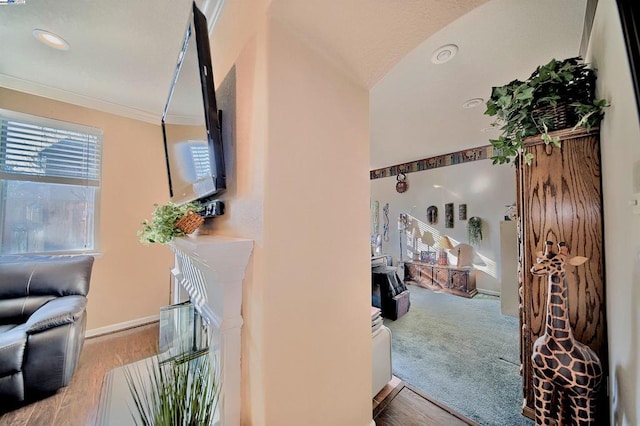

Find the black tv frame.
[
  {"left": 617, "top": 0, "right": 640, "bottom": 118},
  {"left": 162, "top": 1, "right": 226, "bottom": 203}
]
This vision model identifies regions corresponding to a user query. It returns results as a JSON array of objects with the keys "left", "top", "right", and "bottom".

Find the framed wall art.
[
  {"left": 420, "top": 250, "right": 436, "bottom": 264},
  {"left": 445, "top": 203, "right": 454, "bottom": 228},
  {"left": 427, "top": 205, "right": 438, "bottom": 224},
  {"left": 459, "top": 204, "right": 467, "bottom": 220}
]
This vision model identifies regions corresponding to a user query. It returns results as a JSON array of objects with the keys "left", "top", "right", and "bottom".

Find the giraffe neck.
[{"left": 545, "top": 274, "right": 571, "bottom": 338}]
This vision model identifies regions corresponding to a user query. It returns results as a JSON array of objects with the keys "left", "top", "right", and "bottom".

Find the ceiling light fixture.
[
  {"left": 431, "top": 44, "right": 458, "bottom": 64},
  {"left": 33, "top": 29, "right": 70, "bottom": 50},
  {"left": 462, "top": 98, "right": 484, "bottom": 109}
]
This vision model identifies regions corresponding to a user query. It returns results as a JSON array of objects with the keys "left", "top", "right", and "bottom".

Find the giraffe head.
[{"left": 530, "top": 241, "right": 588, "bottom": 277}]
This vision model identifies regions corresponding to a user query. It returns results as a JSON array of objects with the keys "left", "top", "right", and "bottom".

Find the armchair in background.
[{"left": 0, "top": 255, "right": 94, "bottom": 404}]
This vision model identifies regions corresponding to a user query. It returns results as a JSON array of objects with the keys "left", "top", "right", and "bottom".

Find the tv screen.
[{"left": 162, "top": 2, "right": 225, "bottom": 204}]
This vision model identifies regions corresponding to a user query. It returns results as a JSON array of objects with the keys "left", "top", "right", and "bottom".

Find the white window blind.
[{"left": 0, "top": 109, "right": 103, "bottom": 254}]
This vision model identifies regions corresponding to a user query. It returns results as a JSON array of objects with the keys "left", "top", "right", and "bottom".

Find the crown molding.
[
  {"left": 0, "top": 74, "right": 160, "bottom": 124},
  {"left": 0, "top": 1, "right": 227, "bottom": 124},
  {"left": 200, "top": 0, "right": 226, "bottom": 34}
]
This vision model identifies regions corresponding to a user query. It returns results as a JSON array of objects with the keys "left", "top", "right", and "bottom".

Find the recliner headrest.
[{"left": 0, "top": 255, "right": 94, "bottom": 298}]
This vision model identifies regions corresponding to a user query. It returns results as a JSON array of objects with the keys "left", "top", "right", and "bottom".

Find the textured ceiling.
[
  {"left": 0, "top": 0, "right": 200, "bottom": 122},
  {"left": 0, "top": 0, "right": 587, "bottom": 168},
  {"left": 369, "top": 0, "right": 588, "bottom": 169},
  {"left": 268, "top": 0, "right": 488, "bottom": 89},
  {"left": 0, "top": 0, "right": 487, "bottom": 123}
]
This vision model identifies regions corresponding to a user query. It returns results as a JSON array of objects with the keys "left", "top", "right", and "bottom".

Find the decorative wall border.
[{"left": 370, "top": 144, "right": 495, "bottom": 180}]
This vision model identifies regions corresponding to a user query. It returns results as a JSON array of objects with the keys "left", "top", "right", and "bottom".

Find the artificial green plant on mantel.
[
  {"left": 138, "top": 201, "right": 204, "bottom": 245},
  {"left": 485, "top": 57, "right": 608, "bottom": 165}
]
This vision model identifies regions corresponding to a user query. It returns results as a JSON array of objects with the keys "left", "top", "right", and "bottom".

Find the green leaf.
[
  {"left": 515, "top": 87, "right": 534, "bottom": 101},
  {"left": 484, "top": 103, "right": 497, "bottom": 116},
  {"left": 496, "top": 95, "right": 512, "bottom": 108},
  {"left": 523, "top": 152, "right": 535, "bottom": 165}
]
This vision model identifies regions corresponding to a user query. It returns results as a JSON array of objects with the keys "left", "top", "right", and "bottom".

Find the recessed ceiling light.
[
  {"left": 433, "top": 184, "right": 442, "bottom": 188},
  {"left": 33, "top": 29, "right": 70, "bottom": 50},
  {"left": 431, "top": 44, "right": 458, "bottom": 64},
  {"left": 462, "top": 98, "right": 484, "bottom": 109}
]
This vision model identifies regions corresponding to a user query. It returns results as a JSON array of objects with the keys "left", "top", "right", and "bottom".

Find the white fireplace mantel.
[{"left": 170, "top": 235, "right": 253, "bottom": 426}]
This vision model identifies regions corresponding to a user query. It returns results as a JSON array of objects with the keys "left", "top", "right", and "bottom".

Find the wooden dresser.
[{"left": 404, "top": 261, "right": 477, "bottom": 298}]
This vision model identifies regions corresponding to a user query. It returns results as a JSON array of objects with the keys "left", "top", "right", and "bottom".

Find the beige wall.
[
  {"left": 263, "top": 20, "right": 371, "bottom": 425},
  {"left": 205, "top": 3, "right": 372, "bottom": 425},
  {"left": 587, "top": 0, "right": 640, "bottom": 424},
  {"left": 0, "top": 87, "right": 173, "bottom": 331}
]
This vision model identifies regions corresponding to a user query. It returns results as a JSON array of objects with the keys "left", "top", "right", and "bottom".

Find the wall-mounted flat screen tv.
[{"left": 162, "top": 2, "right": 225, "bottom": 204}]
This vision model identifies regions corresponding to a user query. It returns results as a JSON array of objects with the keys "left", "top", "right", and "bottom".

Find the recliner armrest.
[{"left": 25, "top": 296, "right": 87, "bottom": 334}]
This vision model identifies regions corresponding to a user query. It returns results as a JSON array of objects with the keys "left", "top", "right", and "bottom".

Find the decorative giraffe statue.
[{"left": 530, "top": 241, "right": 602, "bottom": 425}]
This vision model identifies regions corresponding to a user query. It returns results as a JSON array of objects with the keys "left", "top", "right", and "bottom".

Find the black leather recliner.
[{"left": 0, "top": 255, "right": 94, "bottom": 404}]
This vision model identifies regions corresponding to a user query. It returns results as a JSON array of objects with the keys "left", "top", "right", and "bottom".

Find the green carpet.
[{"left": 384, "top": 284, "right": 534, "bottom": 426}]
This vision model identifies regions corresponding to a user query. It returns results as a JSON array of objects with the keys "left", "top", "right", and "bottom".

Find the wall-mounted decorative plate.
[{"left": 396, "top": 172, "right": 408, "bottom": 193}]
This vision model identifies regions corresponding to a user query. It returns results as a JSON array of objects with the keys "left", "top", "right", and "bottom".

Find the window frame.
[{"left": 0, "top": 108, "right": 103, "bottom": 255}]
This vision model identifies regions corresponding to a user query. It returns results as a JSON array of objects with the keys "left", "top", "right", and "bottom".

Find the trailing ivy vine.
[
  {"left": 485, "top": 57, "right": 608, "bottom": 165},
  {"left": 467, "top": 217, "right": 483, "bottom": 245}
]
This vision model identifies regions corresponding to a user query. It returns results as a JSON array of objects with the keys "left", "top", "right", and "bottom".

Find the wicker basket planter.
[
  {"left": 531, "top": 103, "right": 577, "bottom": 132},
  {"left": 138, "top": 201, "right": 205, "bottom": 245},
  {"left": 174, "top": 210, "right": 205, "bottom": 234}
]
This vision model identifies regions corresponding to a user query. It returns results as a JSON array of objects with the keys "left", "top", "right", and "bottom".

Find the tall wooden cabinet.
[{"left": 517, "top": 127, "right": 608, "bottom": 421}]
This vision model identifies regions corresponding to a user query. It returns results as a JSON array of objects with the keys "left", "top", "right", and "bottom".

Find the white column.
[{"left": 170, "top": 235, "right": 253, "bottom": 426}]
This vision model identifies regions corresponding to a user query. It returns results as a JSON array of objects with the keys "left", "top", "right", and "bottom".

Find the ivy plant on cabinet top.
[{"left": 485, "top": 57, "right": 608, "bottom": 166}]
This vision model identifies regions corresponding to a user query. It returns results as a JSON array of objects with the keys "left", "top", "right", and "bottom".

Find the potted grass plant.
[
  {"left": 124, "top": 350, "right": 219, "bottom": 426},
  {"left": 485, "top": 57, "right": 608, "bottom": 165},
  {"left": 138, "top": 201, "right": 205, "bottom": 245}
]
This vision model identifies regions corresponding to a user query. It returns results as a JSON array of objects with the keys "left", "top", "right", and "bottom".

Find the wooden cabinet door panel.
[
  {"left": 517, "top": 128, "right": 607, "bottom": 421},
  {"left": 449, "top": 270, "right": 468, "bottom": 290},
  {"left": 433, "top": 268, "right": 450, "bottom": 289}
]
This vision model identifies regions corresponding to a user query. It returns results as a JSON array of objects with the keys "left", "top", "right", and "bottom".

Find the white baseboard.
[
  {"left": 85, "top": 314, "right": 159, "bottom": 338},
  {"left": 477, "top": 288, "right": 501, "bottom": 297}
]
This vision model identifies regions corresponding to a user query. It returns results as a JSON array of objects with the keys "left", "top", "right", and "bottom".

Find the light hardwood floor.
[
  {"left": 0, "top": 323, "right": 475, "bottom": 425},
  {"left": 374, "top": 380, "right": 478, "bottom": 426}
]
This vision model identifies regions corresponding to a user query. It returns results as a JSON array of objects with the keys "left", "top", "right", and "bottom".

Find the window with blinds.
[{"left": 0, "top": 109, "right": 103, "bottom": 254}]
